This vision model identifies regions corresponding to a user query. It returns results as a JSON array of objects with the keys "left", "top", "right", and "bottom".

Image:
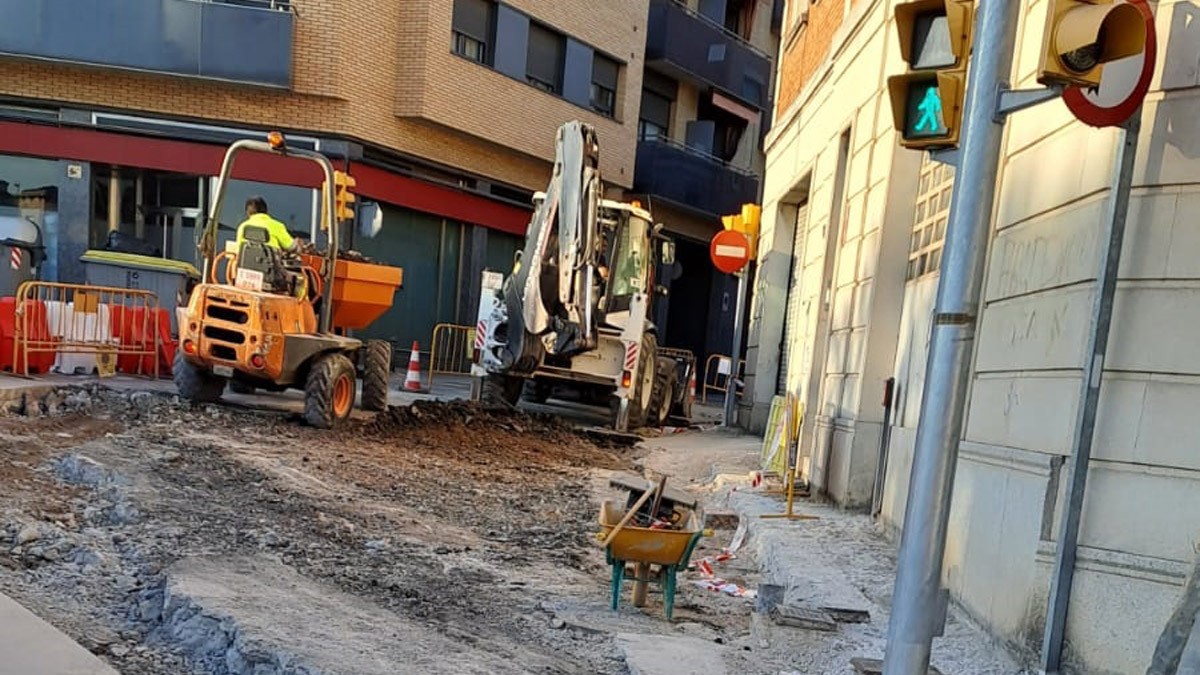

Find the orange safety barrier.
[
  {"left": 701, "top": 353, "right": 746, "bottom": 404},
  {"left": 13, "top": 282, "right": 162, "bottom": 378},
  {"left": 428, "top": 323, "right": 476, "bottom": 385},
  {"left": 0, "top": 297, "right": 57, "bottom": 375}
]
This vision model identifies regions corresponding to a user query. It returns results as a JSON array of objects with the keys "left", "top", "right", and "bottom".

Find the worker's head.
[{"left": 245, "top": 196, "right": 269, "bottom": 217}]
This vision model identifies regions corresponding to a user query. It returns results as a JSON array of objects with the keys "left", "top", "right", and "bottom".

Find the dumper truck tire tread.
[
  {"left": 647, "top": 357, "right": 676, "bottom": 428},
  {"left": 305, "top": 353, "right": 356, "bottom": 429},
  {"left": 174, "top": 351, "right": 225, "bottom": 403},
  {"left": 361, "top": 340, "right": 391, "bottom": 412},
  {"left": 482, "top": 374, "right": 523, "bottom": 408}
]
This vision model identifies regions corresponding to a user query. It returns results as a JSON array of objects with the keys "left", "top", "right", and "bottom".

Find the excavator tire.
[
  {"left": 305, "top": 353, "right": 357, "bottom": 429},
  {"left": 482, "top": 374, "right": 524, "bottom": 408},
  {"left": 173, "top": 350, "right": 225, "bottom": 403},
  {"left": 361, "top": 340, "right": 392, "bottom": 412},
  {"left": 525, "top": 379, "right": 553, "bottom": 404},
  {"left": 626, "top": 334, "right": 658, "bottom": 430},
  {"left": 647, "top": 357, "right": 676, "bottom": 428}
]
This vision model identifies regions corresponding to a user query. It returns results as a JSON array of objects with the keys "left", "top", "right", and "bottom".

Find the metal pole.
[
  {"left": 1041, "top": 111, "right": 1142, "bottom": 674},
  {"left": 883, "top": 1, "right": 1021, "bottom": 672},
  {"left": 724, "top": 268, "right": 748, "bottom": 427}
]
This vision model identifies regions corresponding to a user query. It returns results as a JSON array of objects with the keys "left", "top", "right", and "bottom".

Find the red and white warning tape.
[
  {"left": 691, "top": 578, "right": 758, "bottom": 599},
  {"left": 688, "top": 519, "right": 755, "bottom": 598}
]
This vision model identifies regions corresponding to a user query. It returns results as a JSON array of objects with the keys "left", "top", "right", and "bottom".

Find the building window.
[
  {"left": 526, "top": 22, "right": 564, "bottom": 94},
  {"left": 591, "top": 54, "right": 619, "bottom": 117},
  {"left": 638, "top": 89, "right": 673, "bottom": 141},
  {"left": 452, "top": 0, "right": 495, "bottom": 65},
  {"left": 906, "top": 155, "right": 954, "bottom": 281}
]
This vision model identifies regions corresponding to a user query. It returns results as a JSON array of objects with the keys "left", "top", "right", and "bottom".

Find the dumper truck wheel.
[
  {"left": 361, "top": 340, "right": 391, "bottom": 412},
  {"left": 647, "top": 357, "right": 676, "bottom": 428},
  {"left": 482, "top": 374, "right": 523, "bottom": 408},
  {"left": 305, "top": 353, "right": 356, "bottom": 429},
  {"left": 173, "top": 351, "right": 225, "bottom": 403}
]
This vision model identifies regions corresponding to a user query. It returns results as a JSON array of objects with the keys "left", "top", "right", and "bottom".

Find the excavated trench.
[{"left": 0, "top": 386, "right": 642, "bottom": 674}]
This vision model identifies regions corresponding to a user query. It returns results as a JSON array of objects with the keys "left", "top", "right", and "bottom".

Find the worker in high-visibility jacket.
[
  {"left": 236, "top": 196, "right": 298, "bottom": 253},
  {"left": 235, "top": 196, "right": 307, "bottom": 298}
]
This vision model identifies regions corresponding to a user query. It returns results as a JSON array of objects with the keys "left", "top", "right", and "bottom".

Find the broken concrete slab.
[
  {"left": 770, "top": 604, "right": 837, "bottom": 632},
  {"left": 615, "top": 632, "right": 728, "bottom": 675},
  {"left": 850, "top": 656, "right": 943, "bottom": 674},
  {"left": 825, "top": 606, "right": 871, "bottom": 624},
  {"left": 158, "top": 555, "right": 588, "bottom": 675}
]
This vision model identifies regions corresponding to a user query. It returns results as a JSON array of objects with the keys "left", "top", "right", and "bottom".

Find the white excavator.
[{"left": 469, "top": 121, "right": 693, "bottom": 432}]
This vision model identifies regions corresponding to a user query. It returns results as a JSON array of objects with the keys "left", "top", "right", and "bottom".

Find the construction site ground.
[{"left": 0, "top": 374, "right": 1027, "bottom": 675}]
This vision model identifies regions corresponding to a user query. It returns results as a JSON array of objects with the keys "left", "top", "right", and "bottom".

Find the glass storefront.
[{"left": 0, "top": 155, "right": 60, "bottom": 280}]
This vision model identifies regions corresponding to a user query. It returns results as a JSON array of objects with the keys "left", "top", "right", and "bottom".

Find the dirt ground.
[{"left": 0, "top": 386, "right": 763, "bottom": 675}]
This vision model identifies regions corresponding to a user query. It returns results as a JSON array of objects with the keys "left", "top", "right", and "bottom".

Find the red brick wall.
[
  {"left": 0, "top": 0, "right": 646, "bottom": 191},
  {"left": 775, "top": 0, "right": 864, "bottom": 119}
]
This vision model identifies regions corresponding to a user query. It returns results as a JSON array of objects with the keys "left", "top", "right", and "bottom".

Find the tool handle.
[{"left": 602, "top": 483, "right": 658, "bottom": 548}]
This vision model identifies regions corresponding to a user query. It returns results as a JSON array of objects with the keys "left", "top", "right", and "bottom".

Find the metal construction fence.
[
  {"left": 428, "top": 323, "right": 476, "bottom": 385},
  {"left": 701, "top": 353, "right": 745, "bottom": 404},
  {"left": 11, "top": 282, "right": 162, "bottom": 378}
]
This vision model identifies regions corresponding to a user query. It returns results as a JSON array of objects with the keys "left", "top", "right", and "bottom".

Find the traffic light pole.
[
  {"left": 883, "top": 0, "right": 1022, "bottom": 673},
  {"left": 723, "top": 267, "right": 748, "bottom": 427}
]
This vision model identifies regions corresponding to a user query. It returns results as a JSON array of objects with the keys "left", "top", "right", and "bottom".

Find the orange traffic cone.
[{"left": 404, "top": 341, "right": 423, "bottom": 391}]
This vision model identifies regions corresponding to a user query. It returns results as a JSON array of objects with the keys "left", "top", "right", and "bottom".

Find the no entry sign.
[{"left": 710, "top": 230, "right": 751, "bottom": 274}]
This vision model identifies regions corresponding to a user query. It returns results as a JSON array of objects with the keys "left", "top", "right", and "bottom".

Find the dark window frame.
[
  {"left": 448, "top": 2, "right": 625, "bottom": 120},
  {"left": 525, "top": 21, "right": 565, "bottom": 94},
  {"left": 451, "top": 0, "right": 496, "bottom": 66},
  {"left": 590, "top": 53, "right": 619, "bottom": 118}
]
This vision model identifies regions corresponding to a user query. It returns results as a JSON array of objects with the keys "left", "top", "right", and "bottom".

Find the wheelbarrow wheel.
[{"left": 632, "top": 562, "right": 650, "bottom": 607}]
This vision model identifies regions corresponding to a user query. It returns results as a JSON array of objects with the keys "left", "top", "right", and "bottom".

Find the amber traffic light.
[
  {"left": 1037, "top": 0, "right": 1147, "bottom": 88},
  {"left": 331, "top": 170, "right": 357, "bottom": 222},
  {"left": 887, "top": 0, "right": 975, "bottom": 150}
]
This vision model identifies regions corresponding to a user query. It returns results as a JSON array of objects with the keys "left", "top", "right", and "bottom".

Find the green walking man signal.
[
  {"left": 914, "top": 85, "right": 944, "bottom": 134},
  {"left": 887, "top": 1, "right": 974, "bottom": 150}
]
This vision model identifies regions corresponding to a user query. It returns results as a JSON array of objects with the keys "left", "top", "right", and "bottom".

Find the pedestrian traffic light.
[
  {"left": 887, "top": 0, "right": 975, "bottom": 150},
  {"left": 332, "top": 170, "right": 356, "bottom": 222},
  {"left": 1037, "top": 0, "right": 1147, "bottom": 88}
]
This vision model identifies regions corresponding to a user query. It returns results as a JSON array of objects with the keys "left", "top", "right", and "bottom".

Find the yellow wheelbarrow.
[{"left": 599, "top": 499, "right": 708, "bottom": 619}]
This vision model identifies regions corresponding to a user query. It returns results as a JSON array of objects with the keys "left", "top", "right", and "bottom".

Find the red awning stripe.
[
  {"left": 348, "top": 162, "right": 529, "bottom": 236},
  {"left": 0, "top": 120, "right": 531, "bottom": 235}
]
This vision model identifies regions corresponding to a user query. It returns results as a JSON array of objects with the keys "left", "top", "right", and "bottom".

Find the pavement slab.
[{"left": 0, "top": 592, "right": 119, "bottom": 675}]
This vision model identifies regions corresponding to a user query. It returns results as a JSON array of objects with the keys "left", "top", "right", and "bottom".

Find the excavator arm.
[{"left": 489, "top": 121, "right": 606, "bottom": 374}]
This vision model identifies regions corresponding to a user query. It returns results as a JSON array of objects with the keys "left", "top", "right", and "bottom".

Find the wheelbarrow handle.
[{"left": 601, "top": 482, "right": 660, "bottom": 548}]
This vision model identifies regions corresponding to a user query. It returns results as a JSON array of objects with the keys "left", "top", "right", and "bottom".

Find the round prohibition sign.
[
  {"left": 1062, "top": 0, "right": 1157, "bottom": 128},
  {"left": 710, "top": 229, "right": 751, "bottom": 274}
]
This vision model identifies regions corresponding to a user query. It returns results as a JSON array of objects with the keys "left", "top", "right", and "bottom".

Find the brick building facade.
[{"left": 0, "top": 0, "right": 647, "bottom": 353}]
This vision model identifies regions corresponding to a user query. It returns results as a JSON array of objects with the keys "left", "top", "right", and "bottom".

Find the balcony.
[
  {"left": 645, "top": 0, "right": 772, "bottom": 110},
  {"left": 0, "top": 0, "right": 293, "bottom": 88},
  {"left": 633, "top": 136, "right": 759, "bottom": 218}
]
